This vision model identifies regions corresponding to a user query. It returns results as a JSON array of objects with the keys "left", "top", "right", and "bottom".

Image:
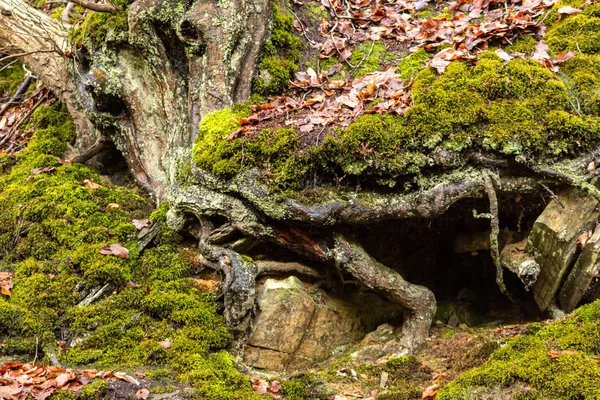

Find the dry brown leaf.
[
  {"left": 114, "top": 372, "right": 139, "bottom": 385},
  {"left": 548, "top": 350, "right": 578, "bottom": 359},
  {"left": 105, "top": 203, "right": 120, "bottom": 210},
  {"left": 421, "top": 384, "right": 440, "bottom": 400},
  {"left": 251, "top": 379, "right": 268, "bottom": 395},
  {"left": 158, "top": 341, "right": 172, "bottom": 350},
  {"left": 100, "top": 244, "right": 129, "bottom": 259},
  {"left": 81, "top": 179, "right": 102, "bottom": 190},
  {"left": 132, "top": 219, "right": 152, "bottom": 231},
  {"left": 578, "top": 230, "right": 593, "bottom": 248},
  {"left": 557, "top": 5, "right": 582, "bottom": 16},
  {"left": 135, "top": 388, "right": 150, "bottom": 399}
]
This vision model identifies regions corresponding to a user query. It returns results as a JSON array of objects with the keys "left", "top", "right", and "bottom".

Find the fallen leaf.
[
  {"left": 81, "top": 179, "right": 102, "bottom": 190},
  {"left": 31, "top": 167, "right": 55, "bottom": 176},
  {"left": 100, "top": 244, "right": 129, "bottom": 259},
  {"left": 421, "top": 384, "right": 440, "bottom": 400},
  {"left": 135, "top": 388, "right": 150, "bottom": 399},
  {"left": 270, "top": 381, "right": 282, "bottom": 393},
  {"left": 126, "top": 282, "right": 142, "bottom": 289},
  {"left": 132, "top": 219, "right": 152, "bottom": 231},
  {"left": 495, "top": 48, "right": 514, "bottom": 61},
  {"left": 557, "top": 5, "right": 582, "bottom": 16},
  {"left": 105, "top": 203, "right": 120, "bottom": 210},
  {"left": 548, "top": 349, "right": 578, "bottom": 359},
  {"left": 252, "top": 379, "right": 268, "bottom": 395},
  {"left": 114, "top": 372, "right": 139, "bottom": 385},
  {"left": 578, "top": 230, "right": 593, "bottom": 248},
  {"left": 158, "top": 341, "right": 172, "bottom": 350}
]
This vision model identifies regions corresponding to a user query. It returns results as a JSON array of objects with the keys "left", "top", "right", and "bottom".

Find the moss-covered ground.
[
  {"left": 0, "top": 101, "right": 259, "bottom": 399},
  {"left": 438, "top": 301, "right": 600, "bottom": 399},
  {"left": 193, "top": 0, "right": 600, "bottom": 192}
]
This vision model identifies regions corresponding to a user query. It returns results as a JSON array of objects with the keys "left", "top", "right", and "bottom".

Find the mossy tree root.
[{"left": 330, "top": 233, "right": 436, "bottom": 355}]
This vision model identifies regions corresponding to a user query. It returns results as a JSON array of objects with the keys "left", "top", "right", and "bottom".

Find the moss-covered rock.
[{"left": 438, "top": 301, "right": 600, "bottom": 399}]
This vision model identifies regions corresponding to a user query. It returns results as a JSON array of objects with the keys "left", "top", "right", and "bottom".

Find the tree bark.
[{"left": 0, "top": 0, "right": 273, "bottom": 200}]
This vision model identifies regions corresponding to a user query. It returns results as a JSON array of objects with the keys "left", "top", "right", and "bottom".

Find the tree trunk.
[
  {"left": 5, "top": 0, "right": 599, "bottom": 361},
  {"left": 0, "top": 0, "right": 272, "bottom": 200}
]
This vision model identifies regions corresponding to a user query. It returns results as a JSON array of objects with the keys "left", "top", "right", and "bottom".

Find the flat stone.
[
  {"left": 559, "top": 227, "right": 600, "bottom": 311},
  {"left": 244, "top": 276, "right": 377, "bottom": 371},
  {"left": 526, "top": 188, "right": 599, "bottom": 311}
]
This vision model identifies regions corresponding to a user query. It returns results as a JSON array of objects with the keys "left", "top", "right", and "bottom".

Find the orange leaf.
[
  {"left": 135, "top": 388, "right": 150, "bottom": 399},
  {"left": 81, "top": 179, "right": 102, "bottom": 190},
  {"left": 421, "top": 384, "right": 440, "bottom": 400}
]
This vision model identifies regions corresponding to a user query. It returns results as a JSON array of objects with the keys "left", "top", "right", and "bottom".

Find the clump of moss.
[
  {"left": 193, "top": 108, "right": 307, "bottom": 187},
  {"left": 397, "top": 48, "right": 431, "bottom": 81},
  {"left": 254, "top": 5, "right": 303, "bottom": 95},
  {"left": 350, "top": 41, "right": 388, "bottom": 78},
  {"left": 546, "top": 5, "right": 600, "bottom": 54},
  {"left": 280, "top": 375, "right": 332, "bottom": 400},
  {"left": 194, "top": 1, "right": 600, "bottom": 192},
  {"left": 505, "top": 35, "right": 538, "bottom": 53},
  {"left": 0, "top": 100, "right": 256, "bottom": 398},
  {"left": 0, "top": 63, "right": 32, "bottom": 97},
  {"left": 438, "top": 301, "right": 600, "bottom": 399},
  {"left": 70, "top": 0, "right": 134, "bottom": 48}
]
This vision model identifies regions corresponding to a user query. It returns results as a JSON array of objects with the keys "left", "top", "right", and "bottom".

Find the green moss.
[
  {"left": 417, "top": 9, "right": 434, "bottom": 19},
  {"left": 546, "top": 9, "right": 600, "bottom": 54},
  {"left": 0, "top": 97, "right": 254, "bottom": 398},
  {"left": 194, "top": 108, "right": 306, "bottom": 187},
  {"left": 438, "top": 301, "right": 600, "bottom": 399},
  {"left": 505, "top": 35, "right": 538, "bottom": 53},
  {"left": 350, "top": 41, "right": 387, "bottom": 78},
  {"left": 0, "top": 63, "right": 32, "bottom": 97},
  {"left": 79, "top": 379, "right": 108, "bottom": 400},
  {"left": 304, "top": 2, "right": 328, "bottom": 22},
  {"left": 70, "top": 0, "right": 133, "bottom": 48},
  {"left": 254, "top": 4, "right": 303, "bottom": 95},
  {"left": 193, "top": 2, "right": 600, "bottom": 192},
  {"left": 280, "top": 375, "right": 332, "bottom": 400},
  {"left": 398, "top": 48, "right": 431, "bottom": 81}
]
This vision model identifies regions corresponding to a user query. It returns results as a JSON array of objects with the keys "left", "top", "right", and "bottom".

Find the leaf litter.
[
  {"left": 237, "top": 0, "right": 568, "bottom": 141},
  {"left": 0, "top": 362, "right": 141, "bottom": 400}
]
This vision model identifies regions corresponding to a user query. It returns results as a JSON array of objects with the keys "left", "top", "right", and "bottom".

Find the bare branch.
[{"left": 68, "top": 0, "right": 121, "bottom": 13}]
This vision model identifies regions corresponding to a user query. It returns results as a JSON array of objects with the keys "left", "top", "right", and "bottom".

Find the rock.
[
  {"left": 559, "top": 227, "right": 600, "bottom": 311},
  {"left": 243, "top": 276, "right": 374, "bottom": 371},
  {"left": 447, "top": 311, "right": 459, "bottom": 327},
  {"left": 526, "top": 188, "right": 599, "bottom": 311},
  {"left": 353, "top": 324, "right": 407, "bottom": 364},
  {"left": 458, "top": 323, "right": 469, "bottom": 330}
]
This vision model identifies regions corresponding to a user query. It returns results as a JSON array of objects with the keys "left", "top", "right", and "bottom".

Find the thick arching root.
[{"left": 330, "top": 233, "right": 436, "bottom": 355}]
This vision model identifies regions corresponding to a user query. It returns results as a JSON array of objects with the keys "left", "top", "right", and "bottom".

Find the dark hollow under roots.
[{"left": 167, "top": 173, "right": 557, "bottom": 357}]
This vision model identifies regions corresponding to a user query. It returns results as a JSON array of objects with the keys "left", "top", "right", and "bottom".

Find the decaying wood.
[{"left": 68, "top": 0, "right": 120, "bottom": 13}]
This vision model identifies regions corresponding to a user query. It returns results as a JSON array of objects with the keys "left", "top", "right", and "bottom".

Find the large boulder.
[
  {"left": 243, "top": 276, "right": 385, "bottom": 371},
  {"left": 559, "top": 227, "right": 600, "bottom": 311},
  {"left": 526, "top": 188, "right": 599, "bottom": 311}
]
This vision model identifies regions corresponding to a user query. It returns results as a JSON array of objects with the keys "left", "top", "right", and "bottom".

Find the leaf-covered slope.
[{"left": 193, "top": 0, "right": 600, "bottom": 191}]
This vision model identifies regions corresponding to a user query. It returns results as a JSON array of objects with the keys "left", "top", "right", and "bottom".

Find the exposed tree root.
[
  {"left": 330, "top": 233, "right": 436, "bottom": 355},
  {"left": 482, "top": 171, "right": 511, "bottom": 300}
]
